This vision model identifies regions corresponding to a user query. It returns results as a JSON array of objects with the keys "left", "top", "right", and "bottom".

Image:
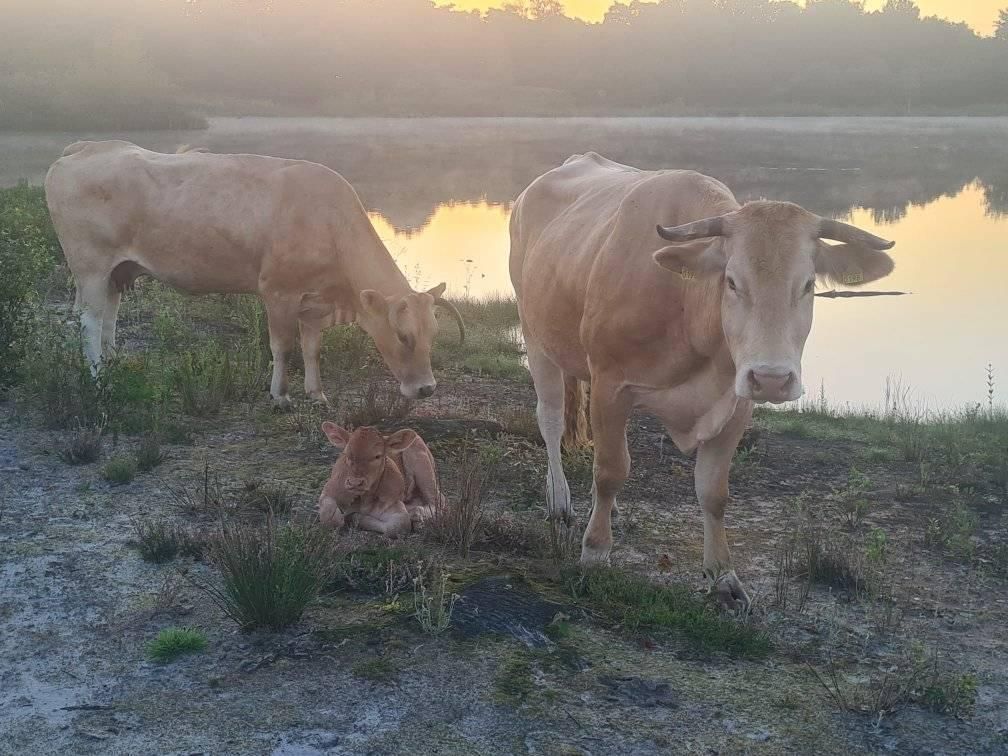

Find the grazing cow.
[
  {"left": 317, "top": 422, "right": 442, "bottom": 536},
  {"left": 44, "top": 140, "right": 464, "bottom": 405},
  {"left": 509, "top": 152, "right": 896, "bottom": 608}
]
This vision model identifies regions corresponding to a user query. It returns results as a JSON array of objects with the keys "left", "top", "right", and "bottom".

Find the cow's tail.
[{"left": 562, "top": 374, "right": 591, "bottom": 450}]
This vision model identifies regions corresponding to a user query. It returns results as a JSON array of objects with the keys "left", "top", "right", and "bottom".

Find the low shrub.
[{"left": 145, "top": 627, "right": 207, "bottom": 663}]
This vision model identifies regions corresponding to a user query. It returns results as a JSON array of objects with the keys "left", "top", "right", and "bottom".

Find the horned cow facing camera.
[{"left": 317, "top": 422, "right": 442, "bottom": 537}]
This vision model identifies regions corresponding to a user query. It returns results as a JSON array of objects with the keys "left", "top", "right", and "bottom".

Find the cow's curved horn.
[
  {"left": 818, "top": 218, "right": 895, "bottom": 250},
  {"left": 434, "top": 298, "right": 465, "bottom": 345},
  {"left": 656, "top": 216, "right": 727, "bottom": 242}
]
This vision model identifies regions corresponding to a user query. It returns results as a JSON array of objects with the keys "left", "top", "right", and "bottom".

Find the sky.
[{"left": 439, "top": 1, "right": 1004, "bottom": 35}]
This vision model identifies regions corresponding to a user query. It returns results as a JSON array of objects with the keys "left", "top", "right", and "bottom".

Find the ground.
[{"left": 2, "top": 356, "right": 1006, "bottom": 754}]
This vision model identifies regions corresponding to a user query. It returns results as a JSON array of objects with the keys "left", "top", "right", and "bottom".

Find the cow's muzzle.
[{"left": 737, "top": 365, "right": 801, "bottom": 404}]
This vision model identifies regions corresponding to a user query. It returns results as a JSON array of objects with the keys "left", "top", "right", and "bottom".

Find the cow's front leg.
[
  {"left": 317, "top": 495, "right": 345, "bottom": 529},
  {"left": 263, "top": 296, "right": 298, "bottom": 408},
  {"left": 299, "top": 318, "right": 328, "bottom": 404},
  {"left": 581, "top": 381, "right": 632, "bottom": 564},
  {"left": 350, "top": 507, "right": 412, "bottom": 538},
  {"left": 694, "top": 404, "right": 753, "bottom": 611}
]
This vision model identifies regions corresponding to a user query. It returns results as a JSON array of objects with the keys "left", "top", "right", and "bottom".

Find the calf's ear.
[
  {"left": 653, "top": 239, "right": 727, "bottom": 280},
  {"left": 384, "top": 429, "right": 418, "bottom": 453},
  {"left": 814, "top": 242, "right": 895, "bottom": 287},
  {"left": 321, "top": 421, "right": 351, "bottom": 448}
]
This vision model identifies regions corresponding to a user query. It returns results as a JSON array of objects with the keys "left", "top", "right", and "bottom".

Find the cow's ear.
[
  {"left": 360, "top": 289, "right": 389, "bottom": 317},
  {"left": 321, "top": 421, "right": 350, "bottom": 449},
  {"left": 814, "top": 241, "right": 894, "bottom": 287},
  {"left": 425, "top": 282, "right": 447, "bottom": 299},
  {"left": 653, "top": 239, "right": 727, "bottom": 280},
  {"left": 384, "top": 429, "right": 418, "bottom": 453}
]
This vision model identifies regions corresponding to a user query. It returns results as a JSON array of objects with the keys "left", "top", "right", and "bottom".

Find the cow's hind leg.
[
  {"left": 101, "top": 287, "right": 122, "bottom": 358},
  {"left": 581, "top": 380, "right": 632, "bottom": 563},
  {"left": 263, "top": 296, "right": 299, "bottom": 408},
  {"left": 526, "top": 342, "right": 574, "bottom": 525},
  {"left": 693, "top": 404, "right": 753, "bottom": 611},
  {"left": 299, "top": 318, "right": 327, "bottom": 404},
  {"left": 74, "top": 275, "right": 113, "bottom": 374}
]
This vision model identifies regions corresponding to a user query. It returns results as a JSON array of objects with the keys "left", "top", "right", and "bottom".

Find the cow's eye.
[
  {"left": 803, "top": 279, "right": 816, "bottom": 296},
  {"left": 373, "top": 453, "right": 382, "bottom": 460},
  {"left": 726, "top": 276, "right": 738, "bottom": 292},
  {"left": 397, "top": 332, "right": 413, "bottom": 349}
]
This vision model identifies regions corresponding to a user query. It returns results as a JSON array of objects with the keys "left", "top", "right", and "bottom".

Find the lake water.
[{"left": 3, "top": 117, "right": 1007, "bottom": 410}]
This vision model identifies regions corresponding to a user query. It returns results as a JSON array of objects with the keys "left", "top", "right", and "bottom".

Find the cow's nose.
[
  {"left": 346, "top": 477, "right": 365, "bottom": 489},
  {"left": 747, "top": 369, "right": 796, "bottom": 403},
  {"left": 417, "top": 383, "right": 435, "bottom": 399}
]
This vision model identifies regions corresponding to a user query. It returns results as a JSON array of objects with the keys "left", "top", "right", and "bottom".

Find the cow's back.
[
  {"left": 510, "top": 152, "right": 738, "bottom": 380},
  {"left": 45, "top": 141, "right": 357, "bottom": 294}
]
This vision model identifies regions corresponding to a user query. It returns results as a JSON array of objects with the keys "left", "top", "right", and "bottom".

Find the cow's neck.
[{"left": 343, "top": 216, "right": 413, "bottom": 298}]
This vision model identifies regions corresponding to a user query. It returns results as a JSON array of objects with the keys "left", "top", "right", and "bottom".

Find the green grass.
[
  {"left": 135, "top": 433, "right": 166, "bottom": 472},
  {"left": 562, "top": 566, "right": 770, "bottom": 657},
  {"left": 133, "top": 517, "right": 203, "bottom": 563},
  {"left": 203, "top": 520, "right": 334, "bottom": 631},
  {"left": 493, "top": 653, "right": 535, "bottom": 705},
  {"left": 145, "top": 627, "right": 208, "bottom": 663},
  {"left": 756, "top": 401, "right": 1008, "bottom": 494},
  {"left": 102, "top": 457, "right": 137, "bottom": 485}
]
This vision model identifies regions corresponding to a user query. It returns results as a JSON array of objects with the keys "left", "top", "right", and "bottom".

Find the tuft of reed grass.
[
  {"left": 239, "top": 479, "right": 297, "bottom": 515},
  {"left": 202, "top": 518, "right": 334, "bottom": 631},
  {"left": 135, "top": 433, "right": 165, "bottom": 472},
  {"left": 426, "top": 441, "right": 499, "bottom": 557},
  {"left": 56, "top": 418, "right": 105, "bottom": 465},
  {"left": 133, "top": 517, "right": 204, "bottom": 563},
  {"left": 102, "top": 456, "right": 137, "bottom": 485},
  {"left": 344, "top": 378, "right": 413, "bottom": 427},
  {"left": 145, "top": 626, "right": 207, "bottom": 663}
]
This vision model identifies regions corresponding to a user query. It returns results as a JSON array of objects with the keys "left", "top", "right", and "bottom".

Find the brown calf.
[{"left": 317, "top": 422, "right": 442, "bottom": 537}]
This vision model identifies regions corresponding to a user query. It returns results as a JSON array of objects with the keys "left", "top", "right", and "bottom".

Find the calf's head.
[
  {"left": 322, "top": 422, "right": 418, "bottom": 494},
  {"left": 655, "top": 201, "right": 895, "bottom": 404},
  {"left": 357, "top": 283, "right": 465, "bottom": 400}
]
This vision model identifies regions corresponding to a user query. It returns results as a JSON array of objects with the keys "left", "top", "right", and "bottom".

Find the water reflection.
[{"left": 370, "top": 201, "right": 511, "bottom": 297}]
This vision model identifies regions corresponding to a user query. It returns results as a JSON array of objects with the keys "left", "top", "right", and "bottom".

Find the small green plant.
[
  {"left": 56, "top": 419, "right": 105, "bottom": 465},
  {"left": 865, "top": 527, "right": 888, "bottom": 566},
  {"left": 923, "top": 502, "right": 978, "bottom": 561},
  {"left": 412, "top": 566, "right": 458, "bottom": 635},
  {"left": 145, "top": 627, "right": 207, "bottom": 663},
  {"left": 102, "top": 456, "right": 137, "bottom": 485},
  {"left": 922, "top": 671, "right": 978, "bottom": 717},
  {"left": 493, "top": 654, "right": 535, "bottom": 705},
  {"left": 135, "top": 433, "right": 165, "bottom": 472},
  {"left": 202, "top": 519, "right": 334, "bottom": 631}
]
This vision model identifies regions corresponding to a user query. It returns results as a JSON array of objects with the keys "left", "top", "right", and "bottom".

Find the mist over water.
[{"left": 4, "top": 116, "right": 1006, "bottom": 410}]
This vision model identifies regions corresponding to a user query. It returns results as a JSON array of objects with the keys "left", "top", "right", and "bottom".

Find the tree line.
[{"left": 3, "top": 0, "right": 1008, "bottom": 130}]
